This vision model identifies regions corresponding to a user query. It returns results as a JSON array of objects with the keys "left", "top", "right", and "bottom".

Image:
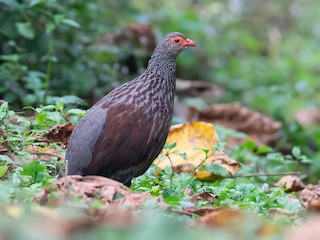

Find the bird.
[{"left": 64, "top": 32, "right": 196, "bottom": 186}]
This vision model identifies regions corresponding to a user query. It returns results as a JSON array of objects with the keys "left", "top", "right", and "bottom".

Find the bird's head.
[{"left": 155, "top": 32, "right": 196, "bottom": 58}]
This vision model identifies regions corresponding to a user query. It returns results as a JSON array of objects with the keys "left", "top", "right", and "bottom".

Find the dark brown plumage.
[{"left": 64, "top": 32, "right": 196, "bottom": 185}]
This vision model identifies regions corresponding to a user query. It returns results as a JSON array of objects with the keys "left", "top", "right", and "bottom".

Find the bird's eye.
[{"left": 175, "top": 38, "right": 180, "bottom": 43}]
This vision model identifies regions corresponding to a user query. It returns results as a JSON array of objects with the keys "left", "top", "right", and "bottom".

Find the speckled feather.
[{"left": 65, "top": 32, "right": 195, "bottom": 185}]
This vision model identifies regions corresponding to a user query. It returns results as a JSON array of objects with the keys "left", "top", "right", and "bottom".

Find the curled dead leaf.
[
  {"left": 193, "top": 208, "right": 243, "bottom": 227},
  {"left": 154, "top": 121, "right": 240, "bottom": 180},
  {"left": 99, "top": 23, "right": 156, "bottom": 52},
  {"left": 198, "top": 102, "right": 282, "bottom": 146},
  {"left": 183, "top": 206, "right": 218, "bottom": 216},
  {"left": 274, "top": 176, "right": 305, "bottom": 192},
  {"left": 26, "top": 145, "right": 63, "bottom": 161},
  {"left": 299, "top": 183, "right": 320, "bottom": 211},
  {"left": 190, "top": 192, "right": 218, "bottom": 205},
  {"left": 44, "top": 122, "right": 75, "bottom": 145},
  {"left": 35, "top": 175, "right": 162, "bottom": 211},
  {"left": 175, "top": 79, "right": 224, "bottom": 98}
]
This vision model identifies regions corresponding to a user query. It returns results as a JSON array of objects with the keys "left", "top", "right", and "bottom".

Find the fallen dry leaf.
[
  {"left": 175, "top": 79, "right": 224, "bottom": 99},
  {"left": 99, "top": 23, "right": 156, "bottom": 52},
  {"left": 192, "top": 208, "right": 282, "bottom": 237},
  {"left": 26, "top": 145, "right": 63, "bottom": 161},
  {"left": 183, "top": 206, "right": 218, "bottom": 216},
  {"left": 299, "top": 183, "right": 320, "bottom": 211},
  {"left": 44, "top": 122, "right": 75, "bottom": 145},
  {"left": 153, "top": 121, "right": 240, "bottom": 178},
  {"left": 35, "top": 175, "right": 162, "bottom": 211},
  {"left": 197, "top": 102, "right": 282, "bottom": 146},
  {"left": 190, "top": 192, "right": 218, "bottom": 205},
  {"left": 193, "top": 208, "right": 243, "bottom": 227},
  {"left": 274, "top": 176, "right": 305, "bottom": 192}
]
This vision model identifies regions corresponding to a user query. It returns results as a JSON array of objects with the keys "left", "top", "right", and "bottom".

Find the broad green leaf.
[
  {"left": 27, "top": 0, "right": 46, "bottom": 7},
  {"left": 0, "top": 155, "right": 14, "bottom": 164},
  {"left": 61, "top": 95, "right": 88, "bottom": 106},
  {"left": 15, "top": 22, "right": 35, "bottom": 39},
  {"left": 164, "top": 142, "right": 177, "bottom": 150},
  {"left": 0, "top": 0, "right": 21, "bottom": 10},
  {"left": 292, "top": 146, "right": 301, "bottom": 158},
  {"left": 45, "top": 22, "right": 55, "bottom": 33},
  {"left": 205, "top": 163, "right": 230, "bottom": 177},
  {"left": 62, "top": 18, "right": 80, "bottom": 28},
  {"left": 0, "top": 166, "right": 9, "bottom": 177},
  {"left": 0, "top": 101, "right": 8, "bottom": 120},
  {"left": 243, "top": 140, "right": 256, "bottom": 151},
  {"left": 0, "top": 54, "right": 20, "bottom": 62},
  {"left": 66, "top": 109, "right": 86, "bottom": 117}
]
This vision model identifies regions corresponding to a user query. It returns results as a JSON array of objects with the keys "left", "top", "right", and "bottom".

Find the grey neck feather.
[{"left": 145, "top": 48, "right": 177, "bottom": 83}]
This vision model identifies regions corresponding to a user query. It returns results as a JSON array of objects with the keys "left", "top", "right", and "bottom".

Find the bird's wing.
[{"left": 82, "top": 102, "right": 156, "bottom": 181}]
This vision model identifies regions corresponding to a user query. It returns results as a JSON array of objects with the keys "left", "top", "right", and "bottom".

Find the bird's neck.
[{"left": 145, "top": 53, "right": 177, "bottom": 85}]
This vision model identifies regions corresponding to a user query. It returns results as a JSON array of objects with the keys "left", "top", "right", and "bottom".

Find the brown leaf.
[
  {"left": 193, "top": 208, "right": 243, "bottom": 227},
  {"left": 175, "top": 79, "right": 224, "bottom": 98},
  {"left": 183, "top": 206, "right": 218, "bottom": 216},
  {"left": 154, "top": 121, "right": 240, "bottom": 179},
  {"left": 274, "top": 176, "right": 305, "bottom": 192},
  {"left": 26, "top": 145, "right": 63, "bottom": 161},
  {"left": 198, "top": 102, "right": 282, "bottom": 146},
  {"left": 35, "top": 175, "right": 160, "bottom": 211},
  {"left": 299, "top": 183, "right": 320, "bottom": 211},
  {"left": 190, "top": 192, "right": 218, "bottom": 205},
  {"left": 43, "top": 122, "right": 75, "bottom": 145},
  {"left": 99, "top": 23, "right": 156, "bottom": 52}
]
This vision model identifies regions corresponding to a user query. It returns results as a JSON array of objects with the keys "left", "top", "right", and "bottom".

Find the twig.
[
  {"left": 228, "top": 171, "right": 300, "bottom": 178},
  {"left": 28, "top": 151, "right": 64, "bottom": 160}
]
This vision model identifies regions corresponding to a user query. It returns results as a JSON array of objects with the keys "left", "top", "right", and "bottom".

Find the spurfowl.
[{"left": 65, "top": 32, "right": 196, "bottom": 185}]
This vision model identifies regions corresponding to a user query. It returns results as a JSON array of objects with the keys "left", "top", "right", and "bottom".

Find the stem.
[
  {"left": 28, "top": 151, "right": 63, "bottom": 160},
  {"left": 191, "top": 152, "right": 214, "bottom": 174},
  {"left": 228, "top": 171, "right": 300, "bottom": 178}
]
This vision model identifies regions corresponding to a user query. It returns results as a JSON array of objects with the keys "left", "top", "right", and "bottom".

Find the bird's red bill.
[{"left": 182, "top": 38, "right": 196, "bottom": 47}]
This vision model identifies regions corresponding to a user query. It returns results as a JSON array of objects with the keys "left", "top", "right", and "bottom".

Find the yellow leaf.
[{"left": 154, "top": 121, "right": 240, "bottom": 179}]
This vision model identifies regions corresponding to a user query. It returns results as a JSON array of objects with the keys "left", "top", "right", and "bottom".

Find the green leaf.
[
  {"left": 292, "top": 146, "right": 301, "bottom": 158},
  {"left": 164, "top": 142, "right": 177, "bottom": 150},
  {"left": 257, "top": 145, "right": 272, "bottom": 154},
  {"left": 53, "top": 14, "right": 65, "bottom": 25},
  {"left": 178, "top": 152, "right": 188, "bottom": 160},
  {"left": 45, "top": 22, "right": 56, "bottom": 33},
  {"left": 20, "top": 161, "right": 46, "bottom": 177},
  {"left": 62, "top": 18, "right": 80, "bottom": 28},
  {"left": 0, "top": 0, "right": 21, "bottom": 10},
  {"left": 20, "top": 161, "right": 52, "bottom": 185},
  {"left": 0, "top": 166, "right": 9, "bottom": 177},
  {"left": 205, "top": 163, "right": 230, "bottom": 177},
  {"left": 0, "top": 101, "right": 8, "bottom": 120},
  {"left": 0, "top": 54, "right": 20, "bottom": 62},
  {"left": 66, "top": 109, "right": 86, "bottom": 117},
  {"left": 0, "top": 155, "right": 14, "bottom": 164},
  {"left": 27, "top": 0, "right": 46, "bottom": 7},
  {"left": 243, "top": 140, "right": 256, "bottom": 151},
  {"left": 15, "top": 22, "right": 35, "bottom": 39}
]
